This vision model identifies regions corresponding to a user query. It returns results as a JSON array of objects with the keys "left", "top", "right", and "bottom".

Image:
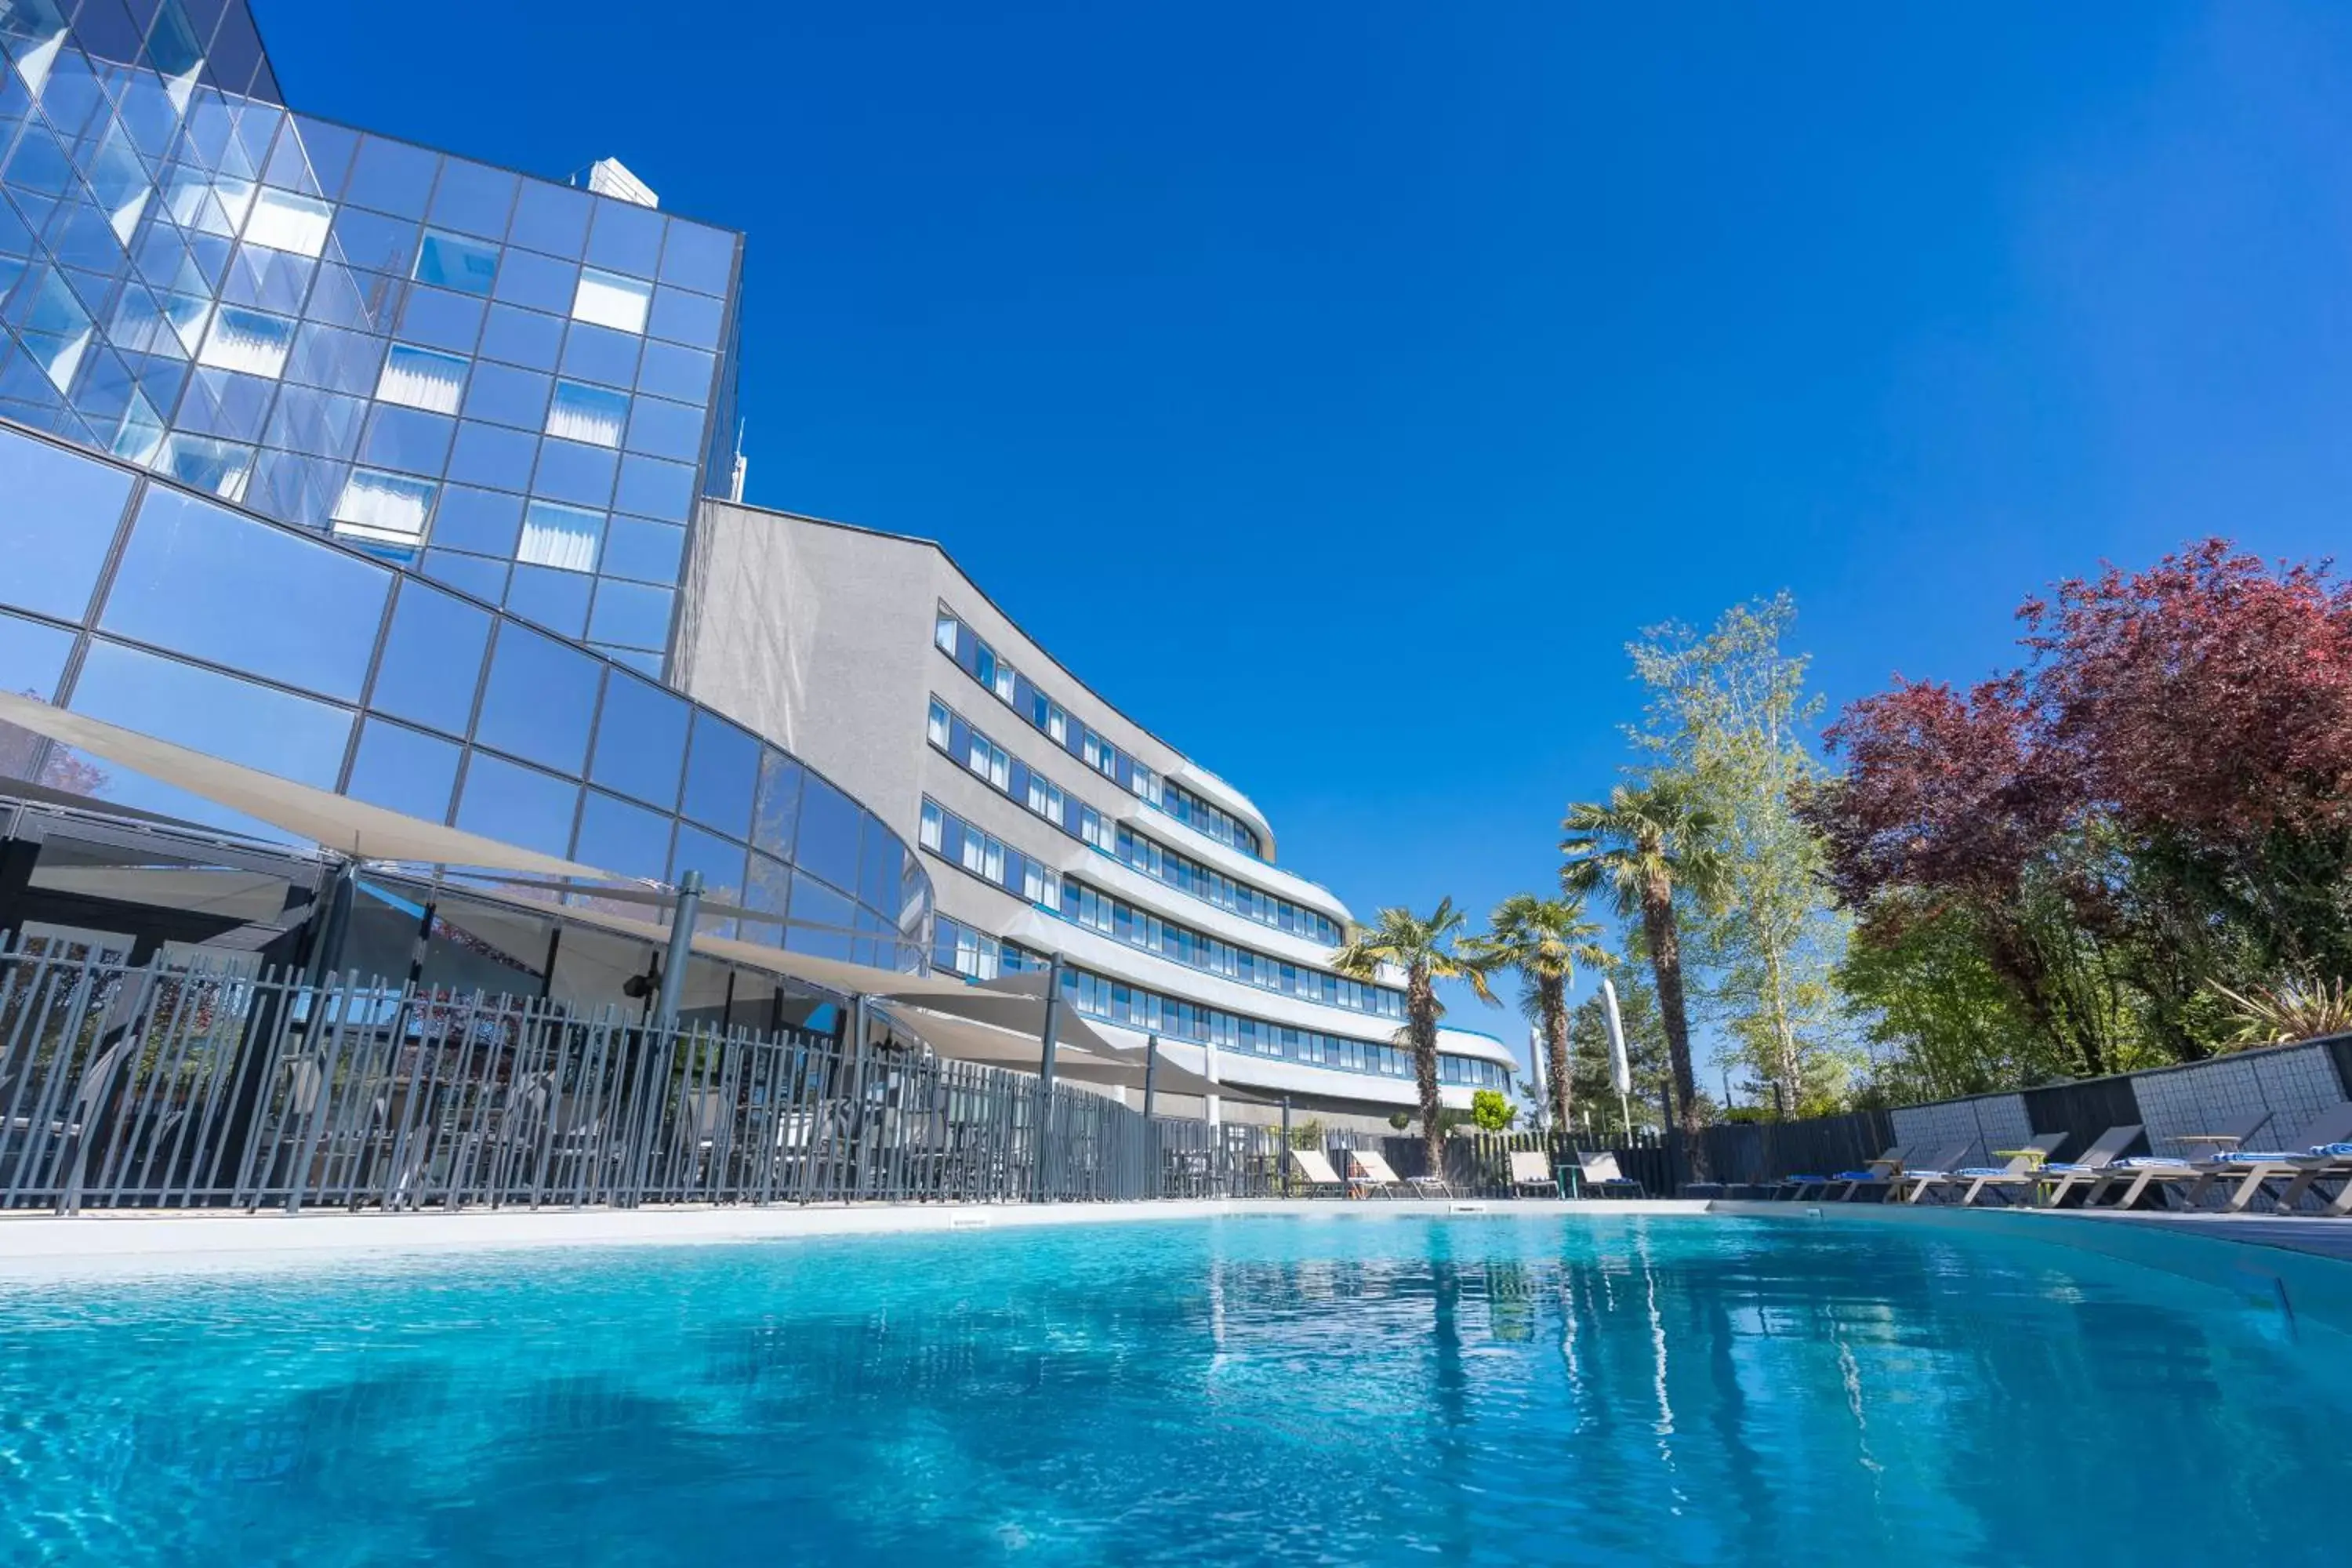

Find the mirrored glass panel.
[
  {"left": 793, "top": 771, "right": 862, "bottom": 895},
  {"left": 70, "top": 637, "right": 353, "bottom": 789},
  {"left": 453, "top": 750, "right": 577, "bottom": 861},
  {"left": 589, "top": 669, "right": 687, "bottom": 809},
  {"left": 344, "top": 717, "right": 460, "bottom": 823},
  {"left": 0, "top": 423, "right": 133, "bottom": 620},
  {"left": 681, "top": 710, "right": 757, "bottom": 837},
  {"left": 786, "top": 871, "right": 854, "bottom": 960},
  {"left": 101, "top": 485, "right": 389, "bottom": 702},
  {"left": 472, "top": 620, "right": 598, "bottom": 774},
  {"left": 750, "top": 750, "right": 802, "bottom": 860},
  {"left": 572, "top": 788, "right": 672, "bottom": 881},
  {"left": 368, "top": 578, "right": 489, "bottom": 736}
]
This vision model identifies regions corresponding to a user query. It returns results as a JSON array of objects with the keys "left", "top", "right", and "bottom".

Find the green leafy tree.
[
  {"left": 1332, "top": 899, "right": 1498, "bottom": 1174},
  {"left": 1625, "top": 594, "right": 1859, "bottom": 1113},
  {"left": 1469, "top": 1089, "right": 1516, "bottom": 1132},
  {"left": 1562, "top": 777, "right": 1728, "bottom": 1170},
  {"left": 1465, "top": 892, "right": 1612, "bottom": 1138}
]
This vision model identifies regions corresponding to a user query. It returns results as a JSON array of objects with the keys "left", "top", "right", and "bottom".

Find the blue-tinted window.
[
  {"left": 786, "top": 872, "right": 854, "bottom": 960},
  {"left": 585, "top": 199, "right": 663, "bottom": 278},
  {"left": 324, "top": 205, "right": 420, "bottom": 274},
  {"left": 419, "top": 548, "right": 508, "bottom": 604},
  {"left": 454, "top": 750, "right": 577, "bottom": 861},
  {"left": 71, "top": 637, "right": 352, "bottom": 790},
  {"left": 477, "top": 303, "right": 562, "bottom": 369},
  {"left": 359, "top": 404, "right": 455, "bottom": 475},
  {"left": 601, "top": 516, "right": 684, "bottom": 583},
  {"left": 102, "top": 485, "right": 390, "bottom": 702},
  {"left": 858, "top": 816, "right": 906, "bottom": 916},
  {"left": 397, "top": 285, "right": 485, "bottom": 354},
  {"left": 413, "top": 228, "right": 498, "bottom": 295},
  {"left": 371, "top": 579, "right": 491, "bottom": 737},
  {"left": 681, "top": 710, "right": 757, "bottom": 837},
  {"left": 671, "top": 823, "right": 746, "bottom": 916},
  {"left": 426, "top": 162, "right": 517, "bottom": 241},
  {"left": 270, "top": 117, "right": 359, "bottom": 199},
  {"left": 635, "top": 339, "right": 715, "bottom": 404},
  {"left": 589, "top": 669, "right": 688, "bottom": 809},
  {"left": 267, "top": 382, "right": 368, "bottom": 456},
  {"left": 0, "top": 611, "right": 76, "bottom": 704},
  {"left": 376, "top": 343, "right": 467, "bottom": 413},
  {"left": 303, "top": 263, "right": 403, "bottom": 335},
  {"left": 284, "top": 321, "right": 381, "bottom": 394},
  {"left": 588, "top": 579, "right": 670, "bottom": 651},
  {"left": 342, "top": 136, "right": 437, "bottom": 219},
  {"left": 650, "top": 285, "right": 723, "bottom": 349},
  {"left": 445, "top": 419, "right": 539, "bottom": 489},
  {"left": 572, "top": 788, "right": 671, "bottom": 880},
  {"left": 461, "top": 361, "right": 551, "bottom": 430},
  {"left": 507, "top": 180, "right": 591, "bottom": 258},
  {"left": 0, "top": 423, "right": 134, "bottom": 621},
  {"left": 503, "top": 563, "right": 590, "bottom": 638},
  {"left": 657, "top": 221, "right": 735, "bottom": 296},
  {"left": 532, "top": 438, "right": 617, "bottom": 508},
  {"left": 473, "top": 621, "right": 599, "bottom": 773},
  {"left": 491, "top": 247, "right": 575, "bottom": 315},
  {"left": 560, "top": 321, "right": 641, "bottom": 387},
  {"left": 794, "top": 772, "right": 862, "bottom": 895},
  {"left": 344, "top": 718, "right": 460, "bottom": 823},
  {"left": 430, "top": 485, "right": 523, "bottom": 557},
  {"left": 517, "top": 499, "right": 603, "bottom": 573},
  {"left": 613, "top": 453, "right": 692, "bottom": 521},
  {"left": 622, "top": 395, "right": 703, "bottom": 462},
  {"left": 547, "top": 380, "right": 627, "bottom": 447}
]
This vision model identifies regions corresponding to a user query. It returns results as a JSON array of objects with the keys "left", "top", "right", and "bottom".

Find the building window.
[
  {"left": 927, "top": 698, "right": 950, "bottom": 748},
  {"left": 196, "top": 306, "right": 294, "bottom": 377},
  {"left": 414, "top": 230, "right": 499, "bottom": 295},
  {"left": 245, "top": 188, "right": 332, "bottom": 257},
  {"left": 935, "top": 611, "right": 959, "bottom": 654},
  {"left": 546, "top": 379, "right": 629, "bottom": 447},
  {"left": 920, "top": 799, "right": 943, "bottom": 851},
  {"left": 517, "top": 500, "right": 604, "bottom": 573},
  {"left": 376, "top": 343, "right": 467, "bottom": 413},
  {"left": 331, "top": 469, "right": 437, "bottom": 551},
  {"left": 572, "top": 267, "right": 652, "bottom": 334}
]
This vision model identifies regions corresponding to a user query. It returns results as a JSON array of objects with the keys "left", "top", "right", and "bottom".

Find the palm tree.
[
  {"left": 1560, "top": 775, "right": 1729, "bottom": 1169},
  {"left": 1331, "top": 898, "right": 1497, "bottom": 1175},
  {"left": 1466, "top": 894, "right": 1613, "bottom": 1142}
]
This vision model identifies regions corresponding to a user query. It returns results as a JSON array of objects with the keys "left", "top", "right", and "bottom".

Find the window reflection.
[
  {"left": 472, "top": 621, "right": 599, "bottom": 773},
  {"left": 344, "top": 717, "right": 459, "bottom": 822},
  {"left": 453, "top": 750, "right": 577, "bottom": 861},
  {"left": 572, "top": 788, "right": 673, "bottom": 881},
  {"left": 786, "top": 871, "right": 854, "bottom": 960},
  {"left": 670, "top": 822, "right": 746, "bottom": 934},
  {"left": 589, "top": 669, "right": 687, "bottom": 809},
  {"left": 102, "top": 485, "right": 389, "bottom": 702},
  {"left": 70, "top": 637, "right": 352, "bottom": 789},
  {"left": 0, "top": 423, "right": 133, "bottom": 621},
  {"left": 750, "top": 750, "right": 801, "bottom": 859},
  {"left": 681, "top": 710, "right": 757, "bottom": 837},
  {"left": 794, "top": 771, "right": 862, "bottom": 895}
]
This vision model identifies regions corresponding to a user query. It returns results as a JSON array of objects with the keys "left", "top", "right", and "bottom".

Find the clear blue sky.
[{"left": 262, "top": 2, "right": 2352, "bottom": 1079}]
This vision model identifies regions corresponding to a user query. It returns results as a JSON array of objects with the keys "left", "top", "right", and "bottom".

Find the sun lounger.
[
  {"left": 2022, "top": 1123, "right": 2154, "bottom": 1207},
  {"left": 1508, "top": 1149, "right": 1563, "bottom": 1197},
  {"left": 2079, "top": 1114, "right": 2266, "bottom": 1209},
  {"left": 1347, "top": 1149, "right": 1413, "bottom": 1199},
  {"left": 1946, "top": 1132, "right": 2071, "bottom": 1206},
  {"left": 1821, "top": 1145, "right": 1910, "bottom": 1202},
  {"left": 1885, "top": 1142, "right": 1978, "bottom": 1204},
  {"left": 2183, "top": 1103, "right": 2352, "bottom": 1213},
  {"left": 1572, "top": 1151, "right": 1643, "bottom": 1199},
  {"left": 1289, "top": 1149, "right": 1345, "bottom": 1196}
]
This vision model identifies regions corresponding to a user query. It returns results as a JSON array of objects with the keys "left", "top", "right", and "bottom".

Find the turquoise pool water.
[{"left": 1, "top": 1214, "right": 2346, "bottom": 1566}]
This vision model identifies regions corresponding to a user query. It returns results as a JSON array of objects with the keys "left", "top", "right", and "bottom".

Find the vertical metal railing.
[{"left": 0, "top": 940, "right": 1200, "bottom": 1213}]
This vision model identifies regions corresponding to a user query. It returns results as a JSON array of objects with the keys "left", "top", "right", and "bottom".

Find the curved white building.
[{"left": 674, "top": 503, "right": 1515, "bottom": 1127}]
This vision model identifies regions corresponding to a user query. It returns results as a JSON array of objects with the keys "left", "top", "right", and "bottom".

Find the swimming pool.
[{"left": 1, "top": 1214, "right": 2343, "bottom": 1566}]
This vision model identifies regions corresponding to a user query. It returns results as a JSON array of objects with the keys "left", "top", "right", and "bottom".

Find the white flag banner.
[{"left": 1602, "top": 977, "right": 1631, "bottom": 1097}]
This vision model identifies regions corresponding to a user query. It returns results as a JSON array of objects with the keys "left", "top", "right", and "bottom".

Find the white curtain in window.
[
  {"left": 331, "top": 470, "right": 435, "bottom": 543},
  {"left": 245, "top": 188, "right": 332, "bottom": 257},
  {"left": 517, "top": 503, "right": 604, "bottom": 573},
  {"left": 546, "top": 382, "right": 627, "bottom": 447},
  {"left": 196, "top": 307, "right": 292, "bottom": 378},
  {"left": 572, "top": 268, "right": 652, "bottom": 333},
  {"left": 376, "top": 346, "right": 466, "bottom": 412}
]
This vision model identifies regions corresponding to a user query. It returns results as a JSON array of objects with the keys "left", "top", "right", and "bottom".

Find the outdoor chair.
[
  {"left": 1572, "top": 1151, "right": 1643, "bottom": 1199},
  {"left": 1944, "top": 1132, "right": 2071, "bottom": 1206},
  {"left": 1351, "top": 1148, "right": 1451, "bottom": 1199},
  {"left": 1883, "top": 1142, "right": 1978, "bottom": 1204},
  {"left": 2179, "top": 1102, "right": 2352, "bottom": 1214},
  {"left": 1806, "top": 1145, "right": 1907, "bottom": 1202},
  {"left": 2078, "top": 1115, "right": 2264, "bottom": 1209},
  {"left": 1289, "top": 1149, "right": 1345, "bottom": 1196},
  {"left": 1508, "top": 1149, "right": 1563, "bottom": 1197}
]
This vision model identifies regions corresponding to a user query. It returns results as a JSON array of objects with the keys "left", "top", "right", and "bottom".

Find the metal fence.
[{"left": 0, "top": 942, "right": 1210, "bottom": 1214}]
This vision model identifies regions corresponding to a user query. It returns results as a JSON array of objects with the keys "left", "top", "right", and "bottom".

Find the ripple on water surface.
[{"left": 0, "top": 1214, "right": 2345, "bottom": 1566}]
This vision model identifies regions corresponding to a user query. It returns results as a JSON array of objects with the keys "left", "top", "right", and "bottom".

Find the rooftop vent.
[{"left": 586, "top": 157, "right": 658, "bottom": 209}]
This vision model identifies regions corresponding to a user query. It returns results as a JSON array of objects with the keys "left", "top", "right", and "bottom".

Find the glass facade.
[
  {"left": 933, "top": 604, "right": 1269, "bottom": 859},
  {"left": 0, "top": 419, "right": 929, "bottom": 964},
  {"left": 927, "top": 914, "right": 1507, "bottom": 1090},
  {"left": 0, "top": 5, "right": 740, "bottom": 674}
]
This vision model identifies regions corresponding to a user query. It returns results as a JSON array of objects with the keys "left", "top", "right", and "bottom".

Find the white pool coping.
[{"left": 0, "top": 1198, "right": 1708, "bottom": 1276}]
